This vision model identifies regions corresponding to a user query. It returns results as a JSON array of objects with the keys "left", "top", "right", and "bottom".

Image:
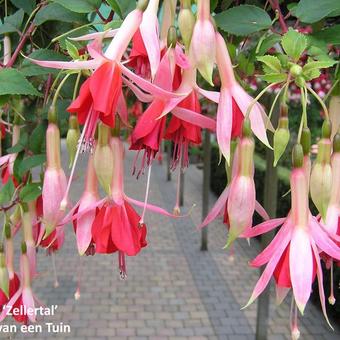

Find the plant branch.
[{"left": 269, "top": 0, "right": 288, "bottom": 33}]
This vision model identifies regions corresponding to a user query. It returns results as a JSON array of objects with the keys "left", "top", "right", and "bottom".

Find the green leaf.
[
  {"left": 65, "top": 40, "right": 80, "bottom": 60},
  {"left": 214, "top": 5, "right": 272, "bottom": 36},
  {"left": 34, "top": 3, "right": 86, "bottom": 25},
  {"left": 0, "top": 9, "right": 24, "bottom": 34},
  {"left": 295, "top": 0, "right": 340, "bottom": 23},
  {"left": 18, "top": 154, "right": 46, "bottom": 178},
  {"left": 7, "top": 132, "right": 28, "bottom": 154},
  {"left": 259, "top": 73, "right": 287, "bottom": 83},
  {"left": 257, "top": 55, "right": 282, "bottom": 73},
  {"left": 281, "top": 28, "right": 307, "bottom": 61},
  {"left": 311, "top": 25, "right": 340, "bottom": 46},
  {"left": 274, "top": 128, "right": 290, "bottom": 166},
  {"left": 51, "top": 0, "right": 101, "bottom": 13},
  {"left": 10, "top": 0, "right": 36, "bottom": 14},
  {"left": 13, "top": 151, "right": 24, "bottom": 183},
  {"left": 19, "top": 183, "right": 42, "bottom": 203},
  {"left": 21, "top": 49, "right": 70, "bottom": 76},
  {"left": 0, "top": 180, "right": 15, "bottom": 205},
  {"left": 29, "top": 122, "right": 47, "bottom": 154},
  {"left": 257, "top": 34, "right": 281, "bottom": 55},
  {"left": 211, "top": 0, "right": 219, "bottom": 12},
  {"left": 237, "top": 54, "right": 255, "bottom": 76},
  {"left": 116, "top": 0, "right": 135, "bottom": 18},
  {"left": 106, "top": 0, "right": 122, "bottom": 18},
  {"left": 302, "top": 60, "right": 337, "bottom": 81},
  {"left": 104, "top": 19, "right": 123, "bottom": 31},
  {"left": 0, "top": 69, "right": 41, "bottom": 97}
]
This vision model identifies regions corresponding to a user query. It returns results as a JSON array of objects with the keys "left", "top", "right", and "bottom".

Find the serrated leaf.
[
  {"left": 311, "top": 25, "right": 340, "bottom": 46},
  {"left": 281, "top": 28, "right": 307, "bottom": 61},
  {"left": 51, "top": 0, "right": 101, "bottom": 13},
  {"left": 10, "top": 0, "right": 36, "bottom": 14},
  {"left": 29, "top": 122, "right": 47, "bottom": 154},
  {"left": 0, "top": 180, "right": 15, "bottom": 205},
  {"left": 238, "top": 54, "right": 255, "bottom": 76},
  {"left": 21, "top": 49, "right": 70, "bottom": 76},
  {"left": 19, "top": 183, "right": 42, "bottom": 202},
  {"left": 302, "top": 60, "right": 336, "bottom": 81},
  {"left": 34, "top": 3, "right": 86, "bottom": 25},
  {"left": 0, "top": 9, "right": 24, "bottom": 34},
  {"left": 0, "top": 69, "right": 41, "bottom": 96},
  {"left": 6, "top": 132, "right": 28, "bottom": 153},
  {"left": 18, "top": 154, "right": 46, "bottom": 178},
  {"left": 104, "top": 19, "right": 123, "bottom": 31},
  {"left": 259, "top": 73, "right": 287, "bottom": 83},
  {"left": 257, "top": 55, "right": 282, "bottom": 73},
  {"left": 65, "top": 40, "right": 80, "bottom": 60},
  {"left": 106, "top": 0, "right": 122, "bottom": 18},
  {"left": 215, "top": 5, "right": 272, "bottom": 36},
  {"left": 295, "top": 0, "right": 340, "bottom": 23}
]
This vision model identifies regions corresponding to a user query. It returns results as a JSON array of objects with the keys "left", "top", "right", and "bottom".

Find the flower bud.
[
  {"left": 310, "top": 133, "right": 332, "bottom": 220},
  {"left": 273, "top": 117, "right": 290, "bottom": 166},
  {"left": 189, "top": 1, "right": 215, "bottom": 85},
  {"left": 137, "top": 0, "right": 149, "bottom": 11},
  {"left": 301, "top": 127, "right": 311, "bottom": 156},
  {"left": 0, "top": 249, "right": 9, "bottom": 298},
  {"left": 94, "top": 123, "right": 114, "bottom": 195},
  {"left": 292, "top": 144, "right": 303, "bottom": 168},
  {"left": 9, "top": 204, "right": 21, "bottom": 226},
  {"left": 66, "top": 115, "right": 80, "bottom": 168},
  {"left": 46, "top": 122, "right": 62, "bottom": 169},
  {"left": 329, "top": 95, "right": 340, "bottom": 139},
  {"left": 178, "top": 6, "right": 195, "bottom": 50},
  {"left": 167, "top": 26, "right": 177, "bottom": 49}
]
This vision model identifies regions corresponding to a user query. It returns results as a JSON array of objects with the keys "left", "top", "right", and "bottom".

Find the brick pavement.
[{"left": 1, "top": 142, "right": 339, "bottom": 340}]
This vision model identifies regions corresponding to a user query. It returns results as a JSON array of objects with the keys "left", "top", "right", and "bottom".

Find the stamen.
[
  {"left": 118, "top": 251, "right": 127, "bottom": 280},
  {"left": 173, "top": 150, "right": 183, "bottom": 215},
  {"left": 290, "top": 296, "right": 300, "bottom": 340},
  {"left": 139, "top": 164, "right": 152, "bottom": 226},
  {"left": 74, "top": 256, "right": 84, "bottom": 300},
  {"left": 328, "top": 260, "right": 336, "bottom": 305}
]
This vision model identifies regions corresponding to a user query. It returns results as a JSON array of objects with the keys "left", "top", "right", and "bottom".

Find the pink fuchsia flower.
[
  {"left": 199, "top": 121, "right": 269, "bottom": 241},
  {"left": 72, "top": 152, "right": 100, "bottom": 255},
  {"left": 0, "top": 243, "right": 41, "bottom": 324},
  {"left": 242, "top": 145, "right": 340, "bottom": 325},
  {"left": 215, "top": 32, "right": 272, "bottom": 164},
  {"left": 40, "top": 121, "right": 67, "bottom": 239},
  {"left": 189, "top": 0, "right": 216, "bottom": 84}
]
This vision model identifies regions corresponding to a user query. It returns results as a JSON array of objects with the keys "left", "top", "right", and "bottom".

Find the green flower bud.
[
  {"left": 21, "top": 242, "right": 27, "bottom": 254},
  {"left": 292, "top": 144, "right": 303, "bottom": 168},
  {"left": 290, "top": 64, "right": 303, "bottom": 77},
  {"left": 321, "top": 119, "right": 332, "bottom": 139},
  {"left": 301, "top": 127, "right": 311, "bottom": 155},
  {"left": 48, "top": 105, "right": 57, "bottom": 124},
  {"left": 333, "top": 133, "right": 340, "bottom": 153},
  {"left": 167, "top": 26, "right": 177, "bottom": 49},
  {"left": 242, "top": 118, "right": 252, "bottom": 138},
  {"left": 137, "top": 0, "right": 149, "bottom": 11},
  {"left": 178, "top": 7, "right": 195, "bottom": 50},
  {"left": 295, "top": 76, "right": 305, "bottom": 88},
  {"left": 66, "top": 116, "right": 80, "bottom": 168},
  {"left": 273, "top": 118, "right": 290, "bottom": 166}
]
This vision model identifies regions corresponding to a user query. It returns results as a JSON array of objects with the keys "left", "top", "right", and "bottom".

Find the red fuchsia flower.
[
  {"left": 242, "top": 145, "right": 340, "bottom": 328},
  {"left": 189, "top": 0, "right": 216, "bottom": 84},
  {"left": 164, "top": 91, "right": 202, "bottom": 169},
  {"left": 40, "top": 120, "right": 67, "bottom": 239},
  {"left": 215, "top": 32, "right": 272, "bottom": 164},
  {"left": 0, "top": 243, "right": 41, "bottom": 324},
  {"left": 199, "top": 120, "right": 269, "bottom": 243}
]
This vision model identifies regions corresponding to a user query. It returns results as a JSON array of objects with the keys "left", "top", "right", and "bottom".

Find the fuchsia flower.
[
  {"left": 215, "top": 32, "right": 272, "bottom": 163},
  {"left": 0, "top": 244, "right": 41, "bottom": 324},
  {"left": 242, "top": 145, "right": 340, "bottom": 325},
  {"left": 199, "top": 121, "right": 269, "bottom": 244},
  {"left": 40, "top": 121, "right": 67, "bottom": 239}
]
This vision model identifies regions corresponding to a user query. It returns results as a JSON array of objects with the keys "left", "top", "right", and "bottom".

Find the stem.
[
  {"left": 197, "top": 0, "right": 210, "bottom": 21},
  {"left": 51, "top": 73, "right": 71, "bottom": 109},
  {"left": 268, "top": 83, "right": 287, "bottom": 125},
  {"left": 51, "top": 23, "right": 100, "bottom": 43},
  {"left": 269, "top": 0, "right": 288, "bottom": 33},
  {"left": 324, "top": 79, "right": 339, "bottom": 102},
  {"left": 3, "top": 35, "right": 11, "bottom": 65},
  {"left": 245, "top": 82, "right": 279, "bottom": 119},
  {"left": 73, "top": 72, "right": 82, "bottom": 100},
  {"left": 306, "top": 85, "right": 329, "bottom": 120}
]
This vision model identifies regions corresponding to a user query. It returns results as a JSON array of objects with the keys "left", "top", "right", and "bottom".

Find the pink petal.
[
  {"left": 120, "top": 63, "right": 183, "bottom": 98},
  {"left": 289, "top": 227, "right": 314, "bottom": 314},
  {"left": 117, "top": 90, "right": 130, "bottom": 127},
  {"left": 310, "top": 240, "right": 333, "bottom": 329},
  {"left": 241, "top": 218, "right": 285, "bottom": 238},
  {"left": 196, "top": 86, "right": 220, "bottom": 103},
  {"left": 70, "top": 29, "right": 118, "bottom": 41},
  {"left": 172, "top": 107, "right": 216, "bottom": 131},
  {"left": 310, "top": 217, "right": 340, "bottom": 260},
  {"left": 0, "top": 154, "right": 11, "bottom": 167},
  {"left": 87, "top": 39, "right": 104, "bottom": 60},
  {"left": 140, "top": 8, "right": 160, "bottom": 80},
  {"left": 175, "top": 44, "right": 190, "bottom": 69},
  {"left": 250, "top": 219, "right": 292, "bottom": 267},
  {"left": 243, "top": 231, "right": 291, "bottom": 308},
  {"left": 122, "top": 77, "right": 153, "bottom": 102},
  {"left": 232, "top": 84, "right": 271, "bottom": 149},
  {"left": 22, "top": 287, "right": 36, "bottom": 322},
  {"left": 198, "top": 185, "right": 230, "bottom": 229},
  {"left": 255, "top": 200, "right": 270, "bottom": 220},
  {"left": 25, "top": 56, "right": 103, "bottom": 70},
  {"left": 216, "top": 89, "right": 233, "bottom": 163},
  {"left": 153, "top": 49, "right": 173, "bottom": 90}
]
